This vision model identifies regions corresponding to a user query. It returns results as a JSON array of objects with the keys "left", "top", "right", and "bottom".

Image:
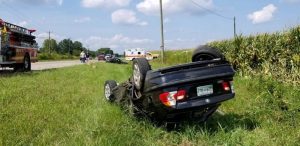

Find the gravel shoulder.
[{"left": 31, "top": 60, "right": 96, "bottom": 70}]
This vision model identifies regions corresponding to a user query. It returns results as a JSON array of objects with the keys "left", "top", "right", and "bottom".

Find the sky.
[{"left": 0, "top": 0, "right": 300, "bottom": 53}]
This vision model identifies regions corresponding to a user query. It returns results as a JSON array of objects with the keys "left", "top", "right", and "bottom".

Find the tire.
[
  {"left": 132, "top": 58, "right": 151, "bottom": 91},
  {"left": 115, "top": 58, "right": 121, "bottom": 64},
  {"left": 104, "top": 80, "right": 118, "bottom": 102},
  {"left": 23, "top": 54, "right": 31, "bottom": 71},
  {"left": 13, "top": 55, "right": 31, "bottom": 72},
  {"left": 192, "top": 45, "right": 225, "bottom": 62}
]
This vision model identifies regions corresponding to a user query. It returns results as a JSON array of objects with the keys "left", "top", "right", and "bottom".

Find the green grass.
[{"left": 1, "top": 62, "right": 299, "bottom": 145}]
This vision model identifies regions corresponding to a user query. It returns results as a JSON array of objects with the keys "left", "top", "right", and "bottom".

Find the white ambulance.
[{"left": 125, "top": 48, "right": 154, "bottom": 61}]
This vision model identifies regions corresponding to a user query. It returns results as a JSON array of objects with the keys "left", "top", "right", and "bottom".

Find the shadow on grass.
[{"left": 176, "top": 112, "right": 259, "bottom": 134}]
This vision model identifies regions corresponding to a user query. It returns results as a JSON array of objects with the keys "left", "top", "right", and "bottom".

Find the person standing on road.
[
  {"left": 80, "top": 50, "right": 86, "bottom": 63},
  {"left": 86, "top": 52, "right": 90, "bottom": 63}
]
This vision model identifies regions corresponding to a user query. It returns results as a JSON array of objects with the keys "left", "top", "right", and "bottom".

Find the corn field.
[
  {"left": 153, "top": 26, "right": 299, "bottom": 85},
  {"left": 209, "top": 26, "right": 300, "bottom": 85}
]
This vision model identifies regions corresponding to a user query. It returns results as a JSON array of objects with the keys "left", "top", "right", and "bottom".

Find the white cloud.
[
  {"left": 18, "top": 21, "right": 28, "bottom": 27},
  {"left": 35, "top": 33, "right": 154, "bottom": 53},
  {"left": 138, "top": 21, "right": 148, "bottom": 26},
  {"left": 36, "top": 33, "right": 65, "bottom": 48},
  {"left": 248, "top": 4, "right": 277, "bottom": 24},
  {"left": 136, "top": 0, "right": 214, "bottom": 15},
  {"left": 111, "top": 9, "right": 148, "bottom": 26},
  {"left": 165, "top": 38, "right": 199, "bottom": 49},
  {"left": 164, "top": 18, "right": 170, "bottom": 24},
  {"left": 81, "top": 0, "right": 131, "bottom": 8},
  {"left": 57, "top": 0, "right": 63, "bottom": 6},
  {"left": 74, "top": 17, "right": 91, "bottom": 23},
  {"left": 83, "top": 34, "right": 154, "bottom": 53}
]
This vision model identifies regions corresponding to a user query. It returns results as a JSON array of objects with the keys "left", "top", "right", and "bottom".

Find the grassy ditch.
[{"left": 0, "top": 62, "right": 299, "bottom": 145}]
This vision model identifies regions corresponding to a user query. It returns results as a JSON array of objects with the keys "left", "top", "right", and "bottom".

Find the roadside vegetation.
[
  {"left": 154, "top": 26, "right": 300, "bottom": 85},
  {"left": 37, "top": 53, "right": 78, "bottom": 61},
  {"left": 38, "top": 38, "right": 116, "bottom": 61},
  {"left": 1, "top": 61, "right": 299, "bottom": 145}
]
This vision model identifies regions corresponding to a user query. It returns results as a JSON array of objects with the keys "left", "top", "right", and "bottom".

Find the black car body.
[
  {"left": 106, "top": 57, "right": 126, "bottom": 64},
  {"left": 104, "top": 46, "right": 235, "bottom": 124},
  {"left": 141, "top": 60, "right": 235, "bottom": 122}
]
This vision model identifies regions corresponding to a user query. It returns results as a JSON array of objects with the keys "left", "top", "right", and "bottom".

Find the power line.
[
  {"left": 190, "top": 0, "right": 237, "bottom": 37},
  {"left": 1, "top": 2, "right": 29, "bottom": 24},
  {"left": 190, "top": 0, "right": 233, "bottom": 20},
  {"left": 1, "top": 2, "right": 49, "bottom": 34},
  {"left": 1, "top": 1, "right": 65, "bottom": 38}
]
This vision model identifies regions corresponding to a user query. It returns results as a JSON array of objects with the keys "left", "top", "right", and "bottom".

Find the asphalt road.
[{"left": 0, "top": 60, "right": 96, "bottom": 72}]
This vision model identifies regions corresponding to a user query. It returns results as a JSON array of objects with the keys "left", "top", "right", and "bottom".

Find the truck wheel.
[
  {"left": 23, "top": 54, "right": 31, "bottom": 71},
  {"left": 132, "top": 58, "right": 151, "bottom": 91},
  {"left": 104, "top": 80, "right": 117, "bottom": 102},
  {"left": 192, "top": 45, "right": 225, "bottom": 62}
]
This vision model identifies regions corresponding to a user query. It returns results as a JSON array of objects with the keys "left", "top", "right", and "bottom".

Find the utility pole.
[
  {"left": 68, "top": 38, "right": 71, "bottom": 55},
  {"left": 159, "top": 0, "right": 165, "bottom": 64},
  {"left": 233, "top": 16, "right": 236, "bottom": 38},
  {"left": 48, "top": 31, "right": 51, "bottom": 54}
]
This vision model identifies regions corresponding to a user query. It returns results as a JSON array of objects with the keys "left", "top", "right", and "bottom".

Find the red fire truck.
[{"left": 0, "top": 19, "right": 38, "bottom": 71}]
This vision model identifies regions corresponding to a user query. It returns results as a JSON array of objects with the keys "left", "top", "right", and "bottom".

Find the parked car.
[
  {"left": 106, "top": 57, "right": 127, "bottom": 64},
  {"left": 104, "top": 46, "right": 235, "bottom": 127},
  {"left": 98, "top": 54, "right": 105, "bottom": 61},
  {"left": 105, "top": 54, "right": 112, "bottom": 60}
]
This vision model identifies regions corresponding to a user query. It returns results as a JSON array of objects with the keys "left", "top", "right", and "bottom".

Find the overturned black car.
[
  {"left": 104, "top": 46, "right": 235, "bottom": 125},
  {"left": 106, "top": 57, "right": 127, "bottom": 64}
]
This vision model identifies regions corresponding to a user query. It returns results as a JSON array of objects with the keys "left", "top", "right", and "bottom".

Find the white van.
[{"left": 125, "top": 48, "right": 146, "bottom": 61}]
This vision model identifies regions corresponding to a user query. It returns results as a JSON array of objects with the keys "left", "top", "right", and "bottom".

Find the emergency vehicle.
[
  {"left": 124, "top": 48, "right": 159, "bottom": 61},
  {"left": 0, "top": 19, "right": 38, "bottom": 71}
]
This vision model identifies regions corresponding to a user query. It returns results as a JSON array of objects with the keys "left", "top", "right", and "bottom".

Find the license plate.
[{"left": 197, "top": 85, "right": 213, "bottom": 96}]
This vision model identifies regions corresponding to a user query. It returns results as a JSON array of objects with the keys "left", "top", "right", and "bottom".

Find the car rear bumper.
[
  {"left": 176, "top": 93, "right": 234, "bottom": 109},
  {"left": 151, "top": 93, "right": 234, "bottom": 121}
]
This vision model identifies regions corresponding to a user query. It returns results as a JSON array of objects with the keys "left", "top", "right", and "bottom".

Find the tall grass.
[
  {"left": 209, "top": 26, "right": 300, "bottom": 85},
  {"left": 153, "top": 26, "right": 300, "bottom": 85}
]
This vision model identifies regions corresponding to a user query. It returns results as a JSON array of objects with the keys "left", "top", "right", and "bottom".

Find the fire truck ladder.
[{"left": 0, "top": 19, "right": 36, "bottom": 35}]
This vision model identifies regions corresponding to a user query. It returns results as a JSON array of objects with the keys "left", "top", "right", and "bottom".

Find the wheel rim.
[
  {"left": 104, "top": 84, "right": 111, "bottom": 100},
  {"left": 133, "top": 64, "right": 141, "bottom": 88},
  {"left": 24, "top": 57, "right": 29, "bottom": 69}
]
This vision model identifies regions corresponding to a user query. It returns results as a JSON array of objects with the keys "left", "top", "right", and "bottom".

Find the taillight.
[
  {"left": 159, "top": 90, "right": 186, "bottom": 107},
  {"left": 222, "top": 81, "right": 230, "bottom": 91},
  {"left": 174, "top": 90, "right": 186, "bottom": 100}
]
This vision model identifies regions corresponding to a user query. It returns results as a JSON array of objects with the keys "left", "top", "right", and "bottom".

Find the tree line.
[
  {"left": 40, "top": 38, "right": 95, "bottom": 57},
  {"left": 39, "top": 38, "right": 116, "bottom": 57}
]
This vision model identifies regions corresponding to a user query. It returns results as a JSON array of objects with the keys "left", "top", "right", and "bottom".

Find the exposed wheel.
[
  {"left": 104, "top": 80, "right": 117, "bottom": 102},
  {"left": 132, "top": 58, "right": 151, "bottom": 91},
  {"left": 23, "top": 54, "right": 31, "bottom": 71},
  {"left": 116, "top": 58, "right": 122, "bottom": 64},
  {"left": 192, "top": 45, "right": 225, "bottom": 62}
]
